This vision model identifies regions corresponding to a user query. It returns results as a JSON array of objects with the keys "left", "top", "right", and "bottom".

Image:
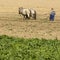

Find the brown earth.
[
  {"left": 0, "top": 0, "right": 60, "bottom": 39},
  {"left": 0, "top": 12, "right": 60, "bottom": 40}
]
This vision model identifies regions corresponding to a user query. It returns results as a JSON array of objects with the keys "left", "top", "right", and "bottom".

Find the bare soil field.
[
  {"left": 0, "top": 12, "right": 60, "bottom": 40},
  {"left": 0, "top": 0, "right": 60, "bottom": 39}
]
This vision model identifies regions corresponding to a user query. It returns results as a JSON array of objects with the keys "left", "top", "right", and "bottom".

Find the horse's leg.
[
  {"left": 23, "top": 15, "right": 26, "bottom": 20},
  {"left": 26, "top": 14, "right": 28, "bottom": 19},
  {"left": 25, "top": 14, "right": 30, "bottom": 19},
  {"left": 27, "top": 13, "right": 30, "bottom": 19}
]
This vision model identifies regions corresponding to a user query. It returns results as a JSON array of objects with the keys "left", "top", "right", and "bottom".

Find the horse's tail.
[
  {"left": 33, "top": 10, "right": 36, "bottom": 20},
  {"left": 29, "top": 9, "right": 31, "bottom": 17}
]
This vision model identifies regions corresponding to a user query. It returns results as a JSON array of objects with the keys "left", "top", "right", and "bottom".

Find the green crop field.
[{"left": 0, "top": 35, "right": 60, "bottom": 60}]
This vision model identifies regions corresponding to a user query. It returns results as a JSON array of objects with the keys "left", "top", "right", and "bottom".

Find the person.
[{"left": 49, "top": 8, "right": 56, "bottom": 21}]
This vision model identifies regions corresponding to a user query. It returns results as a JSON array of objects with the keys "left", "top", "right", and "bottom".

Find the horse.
[
  {"left": 19, "top": 7, "right": 31, "bottom": 19},
  {"left": 29, "top": 9, "right": 36, "bottom": 20},
  {"left": 19, "top": 7, "right": 36, "bottom": 20}
]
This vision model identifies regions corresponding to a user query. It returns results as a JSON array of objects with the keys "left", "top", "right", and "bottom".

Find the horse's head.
[{"left": 19, "top": 7, "right": 23, "bottom": 14}]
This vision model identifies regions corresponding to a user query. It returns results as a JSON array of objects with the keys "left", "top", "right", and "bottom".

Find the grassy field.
[{"left": 0, "top": 35, "right": 60, "bottom": 60}]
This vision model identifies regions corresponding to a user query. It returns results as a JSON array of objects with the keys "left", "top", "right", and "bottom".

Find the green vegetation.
[{"left": 0, "top": 35, "right": 60, "bottom": 60}]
